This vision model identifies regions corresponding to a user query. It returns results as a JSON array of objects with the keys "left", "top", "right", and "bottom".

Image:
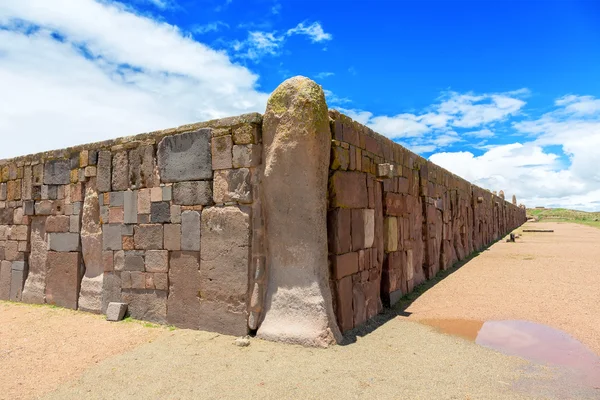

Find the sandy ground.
[
  {"left": 404, "top": 221, "right": 600, "bottom": 356},
  {"left": 1, "top": 221, "right": 599, "bottom": 399}
]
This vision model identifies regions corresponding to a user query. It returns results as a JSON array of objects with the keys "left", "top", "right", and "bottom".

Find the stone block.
[
  {"left": 121, "top": 289, "right": 167, "bottom": 324},
  {"left": 121, "top": 271, "right": 132, "bottom": 289},
  {"left": 7, "top": 179, "right": 21, "bottom": 200},
  {"left": 47, "top": 185, "right": 58, "bottom": 200},
  {"left": 103, "top": 251, "right": 114, "bottom": 272},
  {"left": 333, "top": 252, "right": 359, "bottom": 279},
  {"left": 384, "top": 192, "right": 407, "bottom": 217},
  {"left": 130, "top": 271, "right": 145, "bottom": 289},
  {"left": 164, "top": 224, "right": 181, "bottom": 251},
  {"left": 351, "top": 209, "right": 365, "bottom": 251},
  {"left": 89, "top": 150, "right": 98, "bottom": 166},
  {"left": 151, "top": 202, "right": 171, "bottom": 223},
  {"left": 48, "top": 232, "right": 80, "bottom": 252},
  {"left": 157, "top": 129, "right": 212, "bottom": 183},
  {"left": 9, "top": 225, "right": 28, "bottom": 240},
  {"left": 200, "top": 206, "right": 249, "bottom": 305},
  {"left": 103, "top": 224, "right": 123, "bottom": 250},
  {"left": 134, "top": 224, "right": 163, "bottom": 250},
  {"left": 384, "top": 217, "right": 398, "bottom": 252},
  {"left": 162, "top": 186, "right": 172, "bottom": 201},
  {"left": 364, "top": 209, "right": 375, "bottom": 248},
  {"left": 4, "top": 241, "right": 19, "bottom": 261},
  {"left": 181, "top": 211, "right": 201, "bottom": 251},
  {"left": 106, "top": 302, "right": 128, "bottom": 321},
  {"left": 137, "top": 189, "right": 151, "bottom": 214},
  {"left": 0, "top": 182, "right": 6, "bottom": 200},
  {"left": 124, "top": 253, "right": 145, "bottom": 271},
  {"left": 232, "top": 144, "right": 261, "bottom": 168},
  {"left": 97, "top": 151, "right": 112, "bottom": 192},
  {"left": 32, "top": 164, "right": 44, "bottom": 186},
  {"left": 145, "top": 250, "right": 168, "bottom": 273},
  {"left": 122, "top": 236, "right": 134, "bottom": 250},
  {"left": 150, "top": 187, "right": 162, "bottom": 202},
  {"left": 109, "top": 207, "right": 124, "bottom": 224},
  {"left": 173, "top": 181, "right": 212, "bottom": 206},
  {"left": 0, "top": 208, "right": 12, "bottom": 224},
  {"left": 24, "top": 200, "right": 34, "bottom": 216},
  {"left": 122, "top": 190, "right": 137, "bottom": 224},
  {"left": 112, "top": 151, "right": 129, "bottom": 191},
  {"left": 335, "top": 276, "right": 354, "bottom": 332},
  {"left": 129, "top": 145, "right": 155, "bottom": 189},
  {"left": 45, "top": 252, "right": 81, "bottom": 309},
  {"left": 145, "top": 273, "right": 154, "bottom": 289},
  {"left": 211, "top": 135, "right": 233, "bottom": 170},
  {"left": 46, "top": 215, "right": 70, "bottom": 232},
  {"left": 110, "top": 191, "right": 124, "bottom": 207},
  {"left": 329, "top": 171, "right": 368, "bottom": 208},
  {"left": 213, "top": 169, "right": 252, "bottom": 204},
  {"left": 167, "top": 251, "right": 201, "bottom": 329},
  {"left": 22, "top": 167, "right": 33, "bottom": 200},
  {"left": 0, "top": 260, "right": 11, "bottom": 300},
  {"left": 154, "top": 273, "right": 168, "bottom": 291},
  {"left": 44, "top": 160, "right": 70, "bottom": 185},
  {"left": 197, "top": 300, "right": 248, "bottom": 337},
  {"left": 10, "top": 265, "right": 26, "bottom": 302},
  {"left": 232, "top": 124, "right": 258, "bottom": 144}
]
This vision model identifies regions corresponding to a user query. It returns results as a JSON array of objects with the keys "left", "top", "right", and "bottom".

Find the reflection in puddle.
[{"left": 419, "top": 318, "right": 600, "bottom": 389}]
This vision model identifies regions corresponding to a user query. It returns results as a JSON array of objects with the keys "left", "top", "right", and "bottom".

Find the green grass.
[{"left": 528, "top": 207, "right": 600, "bottom": 229}]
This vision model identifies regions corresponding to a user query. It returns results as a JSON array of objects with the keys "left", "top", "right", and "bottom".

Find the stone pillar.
[{"left": 257, "top": 76, "right": 342, "bottom": 347}]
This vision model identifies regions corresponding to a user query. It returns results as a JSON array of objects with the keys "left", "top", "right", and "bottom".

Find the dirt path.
[{"left": 404, "top": 222, "right": 600, "bottom": 356}]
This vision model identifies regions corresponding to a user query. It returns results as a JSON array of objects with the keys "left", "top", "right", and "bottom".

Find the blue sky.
[{"left": 0, "top": 0, "right": 599, "bottom": 210}]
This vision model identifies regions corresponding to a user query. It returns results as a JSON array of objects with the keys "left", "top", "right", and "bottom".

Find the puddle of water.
[{"left": 418, "top": 318, "right": 600, "bottom": 389}]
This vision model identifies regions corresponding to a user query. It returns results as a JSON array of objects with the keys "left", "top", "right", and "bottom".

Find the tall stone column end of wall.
[{"left": 257, "top": 76, "right": 342, "bottom": 347}]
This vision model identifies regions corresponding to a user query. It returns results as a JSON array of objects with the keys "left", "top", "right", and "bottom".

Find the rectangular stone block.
[
  {"left": 124, "top": 190, "right": 138, "bottom": 224},
  {"left": 0, "top": 260, "right": 11, "bottom": 300},
  {"left": 97, "top": 151, "right": 112, "bottom": 192},
  {"left": 110, "top": 191, "right": 124, "bottom": 207},
  {"left": 181, "top": 211, "right": 200, "bottom": 251},
  {"left": 329, "top": 171, "right": 368, "bottom": 208},
  {"left": 138, "top": 189, "right": 151, "bottom": 214},
  {"left": 384, "top": 217, "right": 399, "bottom": 252},
  {"left": 106, "top": 302, "right": 128, "bottom": 321},
  {"left": 109, "top": 207, "right": 124, "bottom": 224},
  {"left": 150, "top": 187, "right": 162, "bottom": 202},
  {"left": 151, "top": 202, "right": 171, "bottom": 223},
  {"left": 211, "top": 135, "right": 233, "bottom": 170},
  {"left": 335, "top": 276, "right": 354, "bottom": 332},
  {"left": 0, "top": 182, "right": 6, "bottom": 201},
  {"left": 145, "top": 250, "right": 169, "bottom": 273},
  {"left": 213, "top": 169, "right": 252, "bottom": 204},
  {"left": 103, "top": 224, "right": 123, "bottom": 251},
  {"left": 10, "top": 266, "right": 26, "bottom": 302},
  {"left": 333, "top": 252, "right": 359, "bottom": 279},
  {"left": 103, "top": 250, "right": 114, "bottom": 272},
  {"left": 134, "top": 224, "right": 163, "bottom": 250},
  {"left": 162, "top": 186, "right": 172, "bottom": 201},
  {"left": 48, "top": 232, "right": 80, "bottom": 252},
  {"left": 129, "top": 145, "right": 155, "bottom": 189},
  {"left": 70, "top": 215, "right": 80, "bottom": 233},
  {"left": 328, "top": 208, "right": 352, "bottom": 255},
  {"left": 46, "top": 215, "right": 70, "bottom": 233},
  {"left": 232, "top": 124, "right": 258, "bottom": 144},
  {"left": 232, "top": 144, "right": 261, "bottom": 168},
  {"left": 130, "top": 271, "right": 145, "bottom": 289},
  {"left": 9, "top": 225, "right": 28, "bottom": 240},
  {"left": 154, "top": 272, "right": 168, "bottom": 291},
  {"left": 164, "top": 224, "right": 181, "bottom": 251},
  {"left": 173, "top": 181, "right": 212, "bottom": 206},
  {"left": 121, "top": 289, "right": 167, "bottom": 324},
  {"left": 44, "top": 160, "right": 70, "bottom": 185},
  {"left": 351, "top": 209, "right": 365, "bottom": 251},
  {"left": 112, "top": 151, "right": 129, "bottom": 191},
  {"left": 45, "top": 251, "right": 81, "bottom": 309},
  {"left": 364, "top": 209, "right": 375, "bottom": 248},
  {"left": 157, "top": 129, "right": 212, "bottom": 183},
  {"left": 124, "top": 253, "right": 145, "bottom": 271},
  {"left": 167, "top": 251, "right": 201, "bottom": 329}
]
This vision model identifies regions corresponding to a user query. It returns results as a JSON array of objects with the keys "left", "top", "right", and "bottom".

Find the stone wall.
[
  {"left": 0, "top": 113, "right": 264, "bottom": 336},
  {"left": 327, "top": 110, "right": 527, "bottom": 333},
  {"left": 0, "top": 76, "right": 526, "bottom": 343}
]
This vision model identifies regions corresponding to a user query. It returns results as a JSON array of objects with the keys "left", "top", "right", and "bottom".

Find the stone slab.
[
  {"left": 45, "top": 252, "right": 81, "bottom": 310},
  {"left": 181, "top": 211, "right": 200, "bottom": 251},
  {"left": 43, "top": 160, "right": 70, "bottom": 185},
  {"left": 173, "top": 181, "right": 212, "bottom": 206},
  {"left": 48, "top": 232, "right": 80, "bottom": 252},
  {"left": 157, "top": 129, "right": 212, "bottom": 183},
  {"left": 121, "top": 289, "right": 167, "bottom": 324},
  {"left": 106, "top": 302, "right": 128, "bottom": 321},
  {"left": 167, "top": 251, "right": 201, "bottom": 329}
]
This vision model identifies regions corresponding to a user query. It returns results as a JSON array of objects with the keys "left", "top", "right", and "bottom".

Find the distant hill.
[{"left": 527, "top": 208, "right": 600, "bottom": 229}]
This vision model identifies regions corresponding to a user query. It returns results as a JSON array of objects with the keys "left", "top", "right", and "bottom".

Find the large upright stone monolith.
[{"left": 257, "top": 76, "right": 342, "bottom": 347}]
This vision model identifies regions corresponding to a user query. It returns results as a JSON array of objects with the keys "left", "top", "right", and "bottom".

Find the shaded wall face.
[
  {"left": 327, "top": 111, "right": 527, "bottom": 333},
  {"left": 0, "top": 114, "right": 264, "bottom": 336}
]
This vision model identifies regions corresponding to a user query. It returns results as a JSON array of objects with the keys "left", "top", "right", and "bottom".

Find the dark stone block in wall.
[
  {"left": 45, "top": 251, "right": 81, "bottom": 310},
  {"left": 48, "top": 185, "right": 58, "bottom": 200},
  {"left": 88, "top": 150, "right": 98, "bottom": 166},
  {"left": 173, "top": 181, "right": 213, "bottom": 206},
  {"left": 157, "top": 129, "right": 212, "bottom": 183},
  {"left": 151, "top": 202, "right": 171, "bottom": 223},
  {"left": 44, "top": 160, "right": 70, "bottom": 185}
]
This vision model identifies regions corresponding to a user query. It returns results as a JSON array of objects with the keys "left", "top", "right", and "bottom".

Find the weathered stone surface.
[
  {"left": 335, "top": 276, "right": 353, "bottom": 332},
  {"left": 384, "top": 217, "right": 398, "bottom": 252},
  {"left": 121, "top": 289, "right": 167, "bottom": 324},
  {"left": 79, "top": 182, "right": 104, "bottom": 313},
  {"left": 134, "top": 224, "right": 163, "bottom": 250},
  {"left": 213, "top": 169, "right": 252, "bottom": 204},
  {"left": 32, "top": 164, "right": 44, "bottom": 186},
  {"left": 0, "top": 260, "right": 11, "bottom": 300},
  {"left": 45, "top": 215, "right": 70, "bottom": 232},
  {"left": 0, "top": 182, "right": 6, "bottom": 200},
  {"left": 97, "top": 151, "right": 112, "bottom": 192},
  {"left": 124, "top": 253, "right": 145, "bottom": 271},
  {"left": 101, "top": 272, "right": 122, "bottom": 313},
  {"left": 129, "top": 145, "right": 155, "bottom": 189},
  {"left": 70, "top": 215, "right": 80, "bottom": 232},
  {"left": 232, "top": 144, "right": 261, "bottom": 168},
  {"left": 110, "top": 191, "right": 124, "bottom": 207},
  {"left": 162, "top": 186, "right": 172, "bottom": 201},
  {"left": 4, "top": 241, "right": 19, "bottom": 261},
  {"left": 130, "top": 271, "right": 145, "bottom": 289},
  {"left": 137, "top": 189, "right": 151, "bottom": 214},
  {"left": 145, "top": 250, "right": 169, "bottom": 273},
  {"left": 46, "top": 252, "right": 81, "bottom": 310},
  {"left": 9, "top": 264, "right": 26, "bottom": 302},
  {"left": 102, "top": 224, "right": 123, "bottom": 250},
  {"left": 181, "top": 211, "right": 201, "bottom": 251},
  {"left": 351, "top": 209, "right": 365, "bottom": 251},
  {"left": 157, "top": 129, "right": 212, "bottom": 182},
  {"left": 232, "top": 124, "right": 258, "bottom": 144},
  {"left": 150, "top": 187, "right": 162, "bottom": 202},
  {"left": 258, "top": 76, "right": 341, "bottom": 347},
  {"left": 211, "top": 135, "right": 233, "bottom": 170},
  {"left": 0, "top": 208, "right": 13, "bottom": 224},
  {"left": 22, "top": 217, "right": 47, "bottom": 304},
  {"left": 164, "top": 224, "right": 181, "bottom": 251},
  {"left": 167, "top": 251, "right": 201, "bottom": 329},
  {"left": 44, "top": 160, "right": 70, "bottom": 185},
  {"left": 48, "top": 232, "right": 80, "bottom": 252},
  {"left": 112, "top": 151, "right": 129, "bottom": 191},
  {"left": 150, "top": 202, "right": 171, "bottom": 223},
  {"left": 330, "top": 171, "right": 368, "bottom": 209},
  {"left": 22, "top": 166, "right": 32, "bottom": 200},
  {"left": 9, "top": 225, "right": 28, "bottom": 241},
  {"left": 173, "top": 181, "right": 212, "bottom": 206},
  {"left": 333, "top": 252, "right": 359, "bottom": 279},
  {"left": 197, "top": 300, "right": 248, "bottom": 336},
  {"left": 364, "top": 209, "right": 375, "bottom": 248},
  {"left": 106, "top": 302, "right": 128, "bottom": 321}
]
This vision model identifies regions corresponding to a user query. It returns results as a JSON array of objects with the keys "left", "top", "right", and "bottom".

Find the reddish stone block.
[
  {"left": 384, "top": 192, "right": 407, "bottom": 217},
  {"left": 333, "top": 252, "right": 359, "bottom": 280},
  {"left": 335, "top": 275, "right": 353, "bottom": 332},
  {"left": 45, "top": 252, "right": 81, "bottom": 310},
  {"left": 349, "top": 146, "right": 356, "bottom": 171},
  {"left": 329, "top": 171, "right": 368, "bottom": 209},
  {"left": 353, "top": 283, "right": 366, "bottom": 327},
  {"left": 45, "top": 215, "right": 70, "bottom": 233},
  {"left": 351, "top": 208, "right": 365, "bottom": 251},
  {"left": 328, "top": 208, "right": 352, "bottom": 255},
  {"left": 167, "top": 251, "right": 201, "bottom": 330},
  {"left": 342, "top": 125, "right": 360, "bottom": 147}
]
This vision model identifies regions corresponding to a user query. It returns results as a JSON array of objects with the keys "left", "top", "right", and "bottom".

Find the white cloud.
[
  {"left": 465, "top": 128, "right": 495, "bottom": 138},
  {"left": 232, "top": 21, "right": 332, "bottom": 61},
  {"left": 286, "top": 22, "right": 332, "bottom": 43},
  {"left": 191, "top": 21, "right": 229, "bottom": 34},
  {"left": 315, "top": 72, "right": 335, "bottom": 79},
  {"left": 271, "top": 3, "right": 282, "bottom": 15},
  {"left": 0, "top": 0, "right": 268, "bottom": 159},
  {"left": 323, "top": 90, "right": 350, "bottom": 106}
]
